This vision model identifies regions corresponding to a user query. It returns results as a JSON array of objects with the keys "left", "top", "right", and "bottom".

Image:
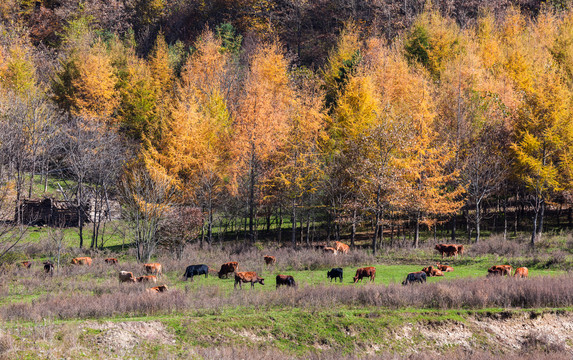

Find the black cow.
[
  {"left": 327, "top": 268, "right": 343, "bottom": 282},
  {"left": 183, "top": 264, "right": 209, "bottom": 281},
  {"left": 43, "top": 261, "right": 54, "bottom": 275},
  {"left": 402, "top": 271, "right": 427, "bottom": 285},
  {"left": 276, "top": 275, "right": 297, "bottom": 289}
]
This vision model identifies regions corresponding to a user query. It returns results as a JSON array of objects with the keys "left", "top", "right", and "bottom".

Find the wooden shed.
[{"left": 16, "top": 198, "right": 90, "bottom": 227}]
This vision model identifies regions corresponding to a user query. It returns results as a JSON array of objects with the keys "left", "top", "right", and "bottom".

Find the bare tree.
[
  {"left": 119, "top": 161, "right": 178, "bottom": 262},
  {"left": 158, "top": 206, "right": 203, "bottom": 259}
]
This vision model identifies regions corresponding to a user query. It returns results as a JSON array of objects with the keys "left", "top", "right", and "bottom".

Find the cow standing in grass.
[
  {"left": 514, "top": 267, "right": 528, "bottom": 278},
  {"left": 327, "top": 268, "right": 343, "bottom": 282},
  {"left": 276, "top": 275, "right": 296, "bottom": 289},
  {"left": 119, "top": 271, "right": 136, "bottom": 283},
  {"left": 334, "top": 241, "right": 350, "bottom": 254},
  {"left": 353, "top": 267, "right": 376, "bottom": 283},
  {"left": 137, "top": 275, "right": 157, "bottom": 283},
  {"left": 263, "top": 256, "right": 276, "bottom": 266},
  {"left": 234, "top": 272, "right": 264, "bottom": 289},
  {"left": 144, "top": 263, "right": 162, "bottom": 277},
  {"left": 183, "top": 264, "right": 209, "bottom": 281},
  {"left": 402, "top": 271, "right": 427, "bottom": 285},
  {"left": 218, "top": 262, "right": 238, "bottom": 279}
]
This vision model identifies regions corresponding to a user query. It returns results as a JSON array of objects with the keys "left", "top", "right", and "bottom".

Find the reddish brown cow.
[
  {"left": 104, "top": 258, "right": 118, "bottom": 265},
  {"left": 276, "top": 274, "right": 296, "bottom": 289},
  {"left": 119, "top": 271, "right": 136, "bottom": 283},
  {"left": 71, "top": 257, "right": 92, "bottom": 266},
  {"left": 353, "top": 267, "right": 376, "bottom": 283},
  {"left": 487, "top": 265, "right": 512, "bottom": 277},
  {"left": 514, "top": 267, "right": 528, "bottom": 278},
  {"left": 434, "top": 244, "right": 459, "bottom": 258},
  {"left": 218, "top": 262, "right": 239, "bottom": 279},
  {"left": 263, "top": 255, "right": 276, "bottom": 266},
  {"left": 137, "top": 275, "right": 158, "bottom": 283},
  {"left": 144, "top": 263, "right": 162, "bottom": 277},
  {"left": 146, "top": 285, "right": 168, "bottom": 293},
  {"left": 334, "top": 241, "right": 350, "bottom": 254},
  {"left": 234, "top": 271, "right": 265, "bottom": 289},
  {"left": 422, "top": 266, "right": 444, "bottom": 277},
  {"left": 323, "top": 247, "right": 337, "bottom": 255},
  {"left": 436, "top": 263, "right": 454, "bottom": 272},
  {"left": 18, "top": 261, "right": 32, "bottom": 269}
]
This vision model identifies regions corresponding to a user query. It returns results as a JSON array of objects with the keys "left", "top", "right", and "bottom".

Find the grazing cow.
[
  {"left": 104, "top": 258, "right": 118, "bottom": 265},
  {"left": 402, "top": 271, "right": 427, "bottom": 285},
  {"left": 183, "top": 264, "right": 209, "bottom": 281},
  {"left": 43, "top": 261, "right": 54, "bottom": 275},
  {"left": 514, "top": 267, "right": 529, "bottom": 278},
  {"left": 234, "top": 271, "right": 265, "bottom": 289},
  {"left": 144, "top": 263, "right": 162, "bottom": 277},
  {"left": 436, "top": 263, "right": 454, "bottom": 272},
  {"left": 434, "top": 244, "right": 458, "bottom": 258},
  {"left": 487, "top": 265, "right": 512, "bottom": 277},
  {"left": 119, "top": 271, "right": 136, "bottom": 283},
  {"left": 18, "top": 261, "right": 32, "bottom": 269},
  {"left": 334, "top": 241, "right": 350, "bottom": 254},
  {"left": 137, "top": 275, "right": 158, "bottom": 283},
  {"left": 71, "top": 257, "right": 92, "bottom": 266},
  {"left": 146, "top": 285, "right": 168, "bottom": 293},
  {"left": 323, "top": 247, "right": 338, "bottom": 255},
  {"left": 455, "top": 244, "right": 465, "bottom": 257},
  {"left": 276, "top": 274, "right": 296, "bottom": 289},
  {"left": 421, "top": 266, "right": 444, "bottom": 277},
  {"left": 218, "top": 262, "right": 239, "bottom": 279},
  {"left": 263, "top": 255, "right": 276, "bottom": 266},
  {"left": 327, "top": 268, "right": 343, "bottom": 282},
  {"left": 353, "top": 267, "right": 376, "bottom": 283}
]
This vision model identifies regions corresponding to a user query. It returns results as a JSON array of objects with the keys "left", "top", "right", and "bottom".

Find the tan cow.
[
  {"left": 71, "top": 257, "right": 92, "bottom": 266},
  {"left": 263, "top": 255, "right": 276, "bottom": 266},
  {"left": 434, "top": 244, "right": 458, "bottom": 258},
  {"left": 436, "top": 263, "right": 454, "bottom": 272},
  {"left": 234, "top": 271, "right": 265, "bottom": 289},
  {"left": 137, "top": 275, "right": 158, "bottom": 283},
  {"left": 422, "top": 266, "right": 444, "bottom": 277},
  {"left": 514, "top": 267, "right": 528, "bottom": 278},
  {"left": 146, "top": 285, "right": 168, "bottom": 293},
  {"left": 323, "top": 247, "right": 337, "bottom": 255},
  {"left": 144, "top": 263, "right": 162, "bottom": 277},
  {"left": 487, "top": 265, "right": 512, "bottom": 277},
  {"left": 119, "top": 271, "right": 136, "bottom": 283},
  {"left": 334, "top": 241, "right": 350, "bottom": 254},
  {"left": 104, "top": 258, "right": 118, "bottom": 265}
]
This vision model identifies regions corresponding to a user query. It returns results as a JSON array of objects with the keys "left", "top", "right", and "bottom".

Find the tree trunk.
[
  {"left": 413, "top": 211, "right": 420, "bottom": 248},
  {"left": 451, "top": 215, "right": 456, "bottom": 241},
  {"left": 503, "top": 196, "right": 508, "bottom": 241},
  {"left": 537, "top": 198, "right": 545, "bottom": 241},
  {"left": 475, "top": 200, "right": 481, "bottom": 243},
  {"left": 278, "top": 205, "right": 283, "bottom": 244},
  {"left": 291, "top": 198, "right": 296, "bottom": 248},
  {"left": 248, "top": 147, "right": 256, "bottom": 243},
  {"left": 351, "top": 205, "right": 357, "bottom": 248},
  {"left": 531, "top": 195, "right": 540, "bottom": 247}
]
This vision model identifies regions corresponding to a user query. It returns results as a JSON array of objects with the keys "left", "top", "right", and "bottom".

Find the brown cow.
[
  {"left": 434, "top": 244, "right": 458, "bottom": 258},
  {"left": 422, "top": 266, "right": 444, "bottom": 277},
  {"left": 144, "top": 263, "right": 162, "bottom": 277},
  {"left": 104, "top": 258, "right": 118, "bottom": 265},
  {"left": 18, "top": 261, "right": 32, "bottom": 269},
  {"left": 218, "top": 262, "right": 239, "bottom": 279},
  {"left": 234, "top": 271, "right": 265, "bottom": 289},
  {"left": 71, "top": 257, "right": 92, "bottom": 266},
  {"left": 119, "top": 271, "right": 136, "bottom": 283},
  {"left": 514, "top": 267, "right": 528, "bottom": 278},
  {"left": 487, "top": 265, "right": 512, "bottom": 277},
  {"left": 146, "top": 285, "right": 168, "bottom": 293},
  {"left": 353, "top": 267, "right": 376, "bottom": 283},
  {"left": 323, "top": 247, "right": 338, "bottom": 255},
  {"left": 334, "top": 241, "right": 350, "bottom": 254},
  {"left": 436, "top": 263, "right": 454, "bottom": 272},
  {"left": 263, "top": 255, "right": 276, "bottom": 266},
  {"left": 276, "top": 274, "right": 296, "bottom": 289},
  {"left": 137, "top": 275, "right": 158, "bottom": 283}
]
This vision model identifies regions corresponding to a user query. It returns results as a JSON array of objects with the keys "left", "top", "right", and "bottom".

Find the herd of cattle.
[{"left": 16, "top": 241, "right": 530, "bottom": 293}]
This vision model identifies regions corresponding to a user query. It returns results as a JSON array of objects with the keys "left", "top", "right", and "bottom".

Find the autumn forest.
[{"left": 1, "top": 0, "right": 573, "bottom": 260}]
